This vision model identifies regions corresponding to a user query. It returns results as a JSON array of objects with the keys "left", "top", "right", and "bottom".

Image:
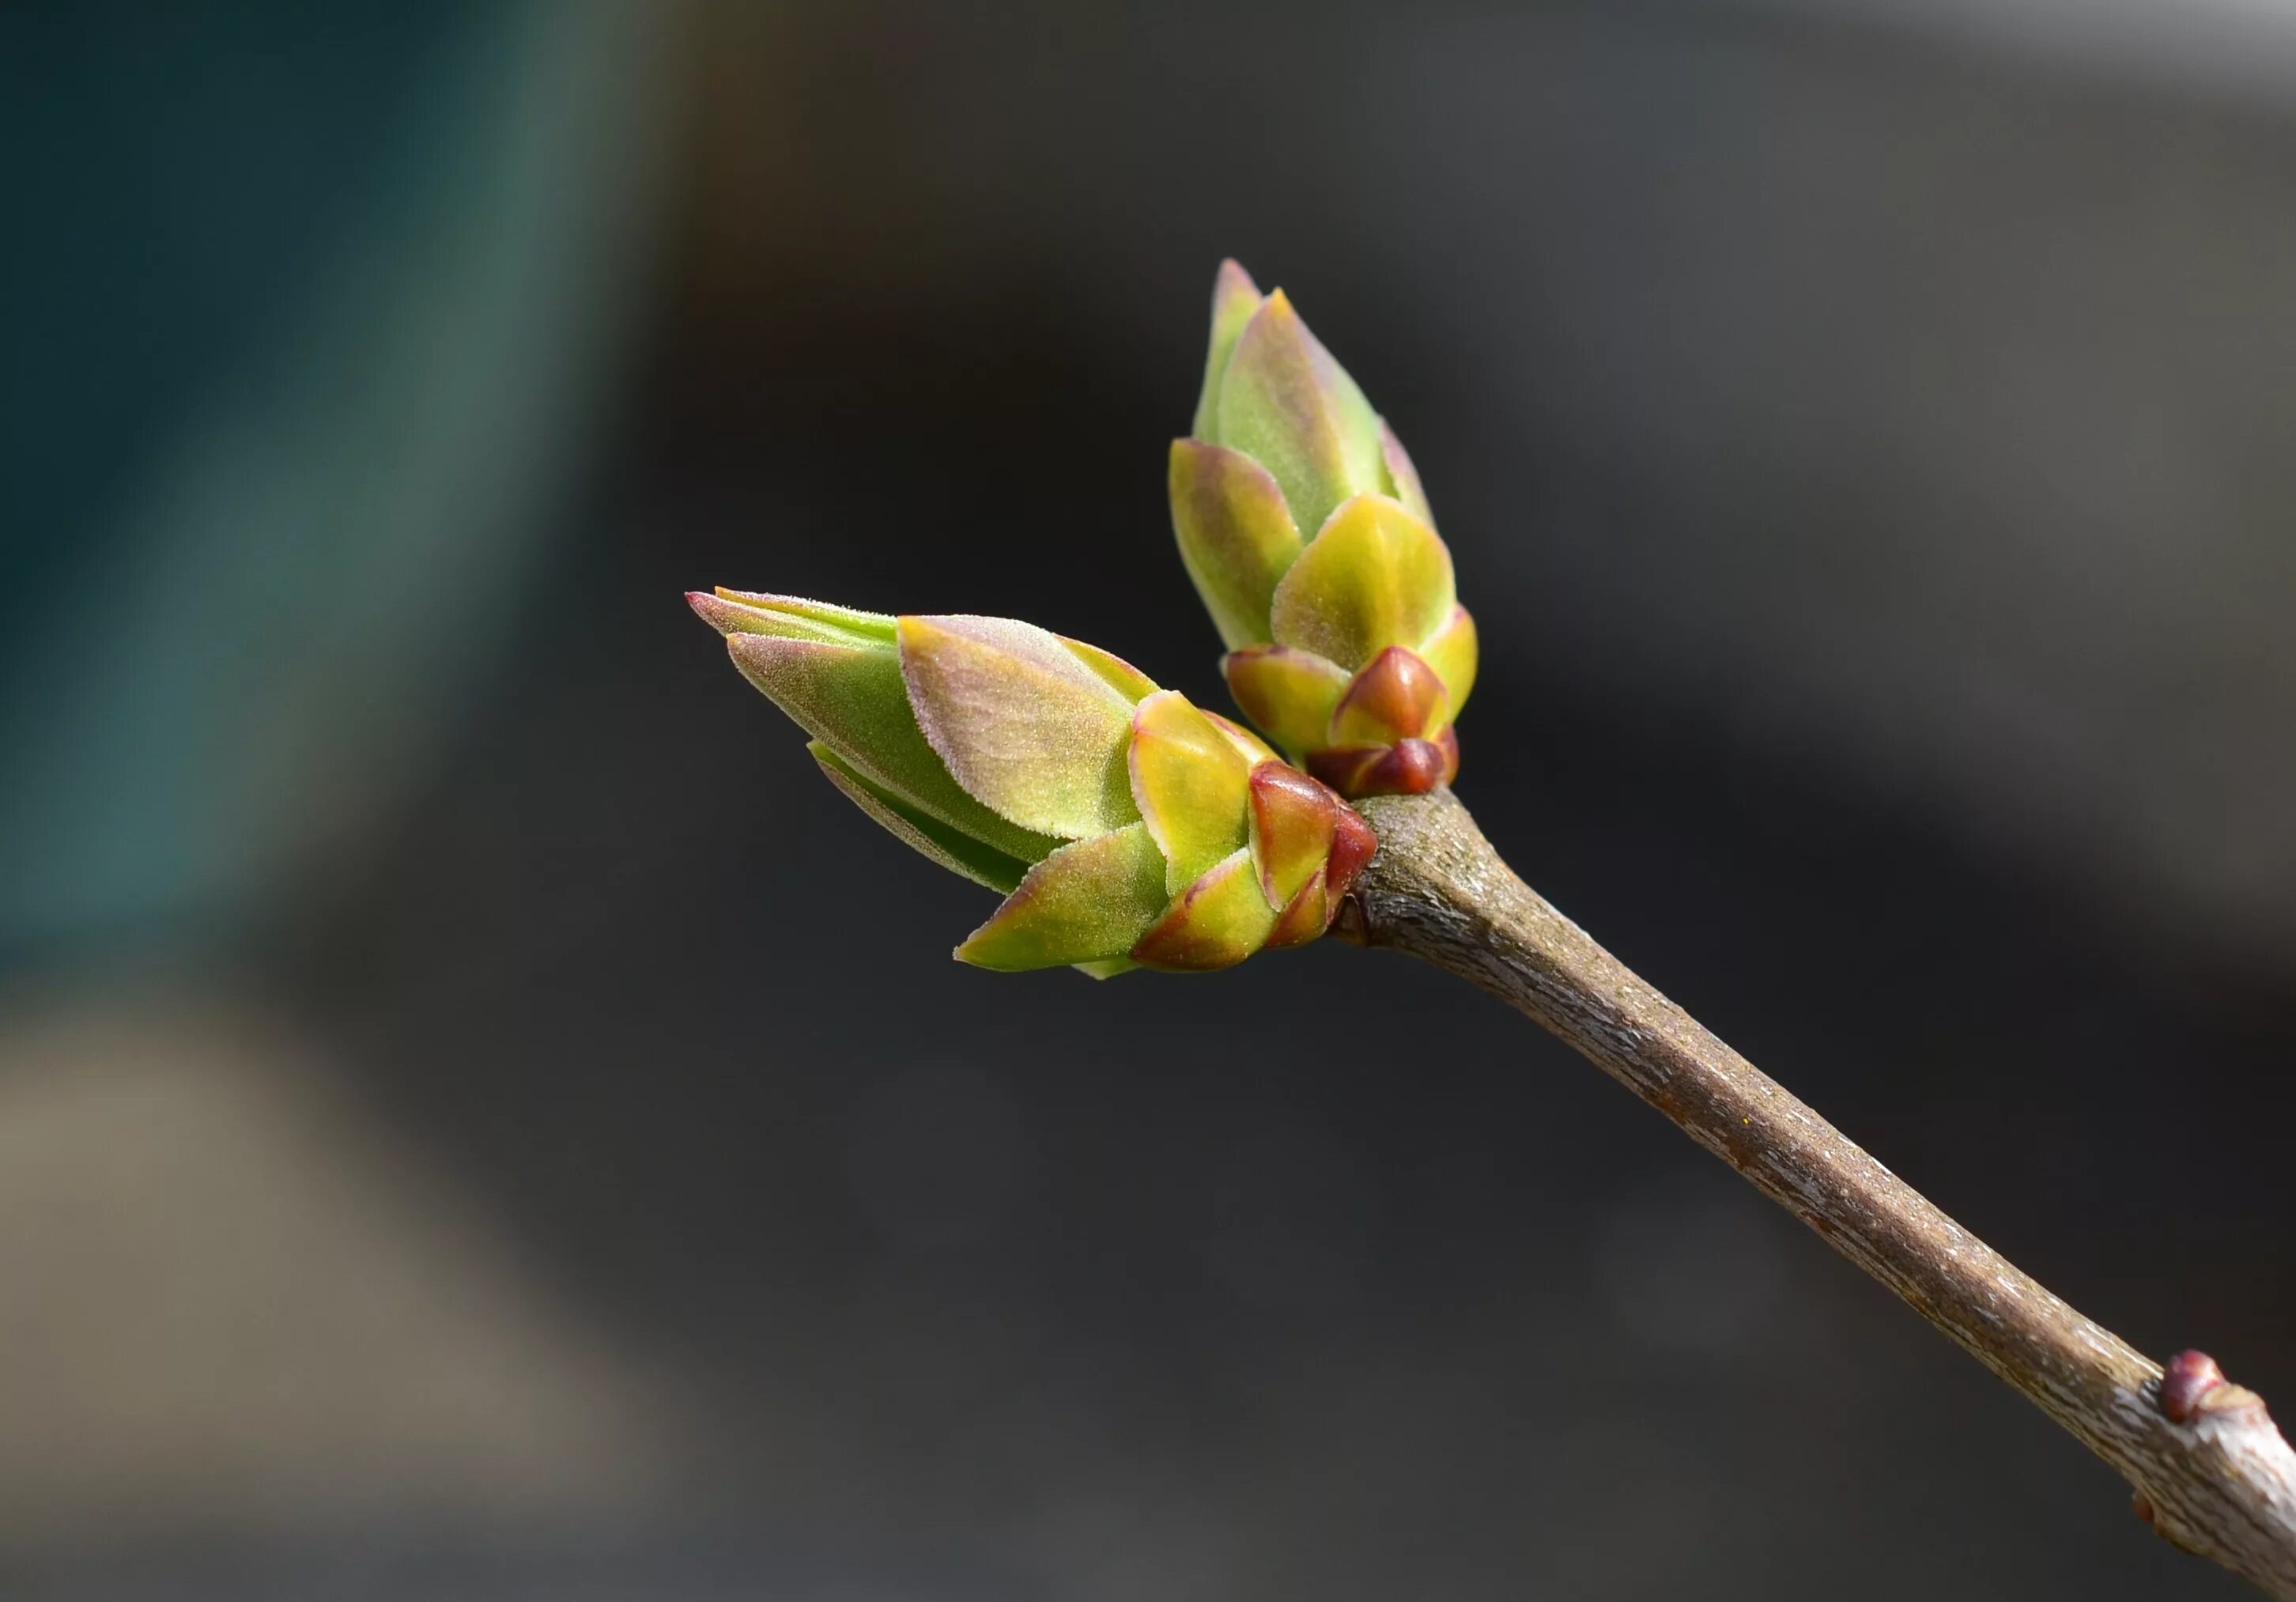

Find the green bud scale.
[
  {"left": 1171, "top": 260, "right": 1477, "bottom": 798},
  {"left": 690, "top": 589, "right": 1376, "bottom": 977}
]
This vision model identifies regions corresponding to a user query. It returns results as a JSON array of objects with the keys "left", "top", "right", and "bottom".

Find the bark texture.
[{"left": 1342, "top": 787, "right": 2296, "bottom": 1598}]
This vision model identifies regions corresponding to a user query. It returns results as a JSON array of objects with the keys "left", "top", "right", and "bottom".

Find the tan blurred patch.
[{"left": 0, "top": 986, "right": 682, "bottom": 1546}]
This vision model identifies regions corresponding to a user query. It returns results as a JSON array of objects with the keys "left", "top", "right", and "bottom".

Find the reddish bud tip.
[
  {"left": 1385, "top": 739, "right": 1448, "bottom": 795},
  {"left": 1308, "top": 737, "right": 1448, "bottom": 799},
  {"left": 1330, "top": 646, "right": 1446, "bottom": 746},
  {"left": 1263, "top": 875, "right": 1331, "bottom": 949},
  {"left": 2160, "top": 1351, "right": 2226, "bottom": 1423},
  {"left": 1305, "top": 746, "right": 1382, "bottom": 795},
  {"left": 1324, "top": 803, "right": 1378, "bottom": 901},
  {"left": 1245, "top": 760, "right": 1332, "bottom": 811},
  {"left": 687, "top": 589, "right": 748, "bottom": 637},
  {"left": 1433, "top": 724, "right": 1460, "bottom": 785}
]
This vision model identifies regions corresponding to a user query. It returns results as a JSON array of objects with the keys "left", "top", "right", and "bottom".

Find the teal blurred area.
[{"left": 0, "top": 1, "right": 669, "bottom": 961}]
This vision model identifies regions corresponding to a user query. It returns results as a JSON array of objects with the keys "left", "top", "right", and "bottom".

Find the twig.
[{"left": 1338, "top": 787, "right": 2296, "bottom": 1598}]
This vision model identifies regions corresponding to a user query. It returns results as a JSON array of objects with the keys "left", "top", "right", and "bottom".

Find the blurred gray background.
[{"left": 2, "top": 1, "right": 2291, "bottom": 1597}]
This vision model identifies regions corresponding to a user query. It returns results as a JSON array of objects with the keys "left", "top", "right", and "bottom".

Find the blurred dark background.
[{"left": 3, "top": 2, "right": 2290, "bottom": 1597}]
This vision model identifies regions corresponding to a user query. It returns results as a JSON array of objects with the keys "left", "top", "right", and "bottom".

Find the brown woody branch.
[{"left": 1338, "top": 787, "right": 2296, "bottom": 1599}]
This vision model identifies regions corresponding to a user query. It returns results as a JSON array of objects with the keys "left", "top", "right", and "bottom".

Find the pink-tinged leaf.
[
  {"left": 1417, "top": 604, "right": 1478, "bottom": 724},
  {"left": 1128, "top": 690, "right": 1253, "bottom": 894},
  {"left": 1191, "top": 259, "right": 1264, "bottom": 441},
  {"left": 1214, "top": 289, "right": 1384, "bottom": 542},
  {"left": 1129, "top": 847, "right": 1280, "bottom": 972},
  {"left": 1203, "top": 710, "right": 1278, "bottom": 767},
  {"left": 724, "top": 632, "right": 1055, "bottom": 863},
  {"left": 1169, "top": 440, "right": 1304, "bottom": 650},
  {"left": 1244, "top": 761, "right": 1339, "bottom": 907},
  {"left": 1377, "top": 420, "right": 1434, "bottom": 529},
  {"left": 1268, "top": 493, "right": 1455, "bottom": 671},
  {"left": 811, "top": 742, "right": 1034, "bottom": 894},
  {"left": 1263, "top": 875, "right": 1331, "bottom": 950},
  {"left": 899, "top": 615, "right": 1140, "bottom": 841},
  {"left": 1222, "top": 645, "right": 1350, "bottom": 758},
  {"left": 1328, "top": 646, "right": 1445, "bottom": 746},
  {"left": 689, "top": 589, "right": 896, "bottom": 648},
  {"left": 1058, "top": 636, "right": 1161, "bottom": 703},
  {"left": 955, "top": 822, "right": 1172, "bottom": 972}
]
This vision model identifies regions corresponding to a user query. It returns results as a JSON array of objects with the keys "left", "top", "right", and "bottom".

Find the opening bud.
[
  {"left": 692, "top": 588, "right": 1378, "bottom": 976},
  {"left": 1173, "top": 263, "right": 1478, "bottom": 797}
]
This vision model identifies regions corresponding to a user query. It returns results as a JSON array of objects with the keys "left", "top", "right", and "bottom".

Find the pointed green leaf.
[
  {"left": 716, "top": 588, "right": 899, "bottom": 641},
  {"left": 899, "top": 614, "right": 1141, "bottom": 841},
  {"left": 1213, "top": 289, "right": 1384, "bottom": 541},
  {"left": 1221, "top": 645, "right": 1350, "bottom": 758},
  {"left": 1130, "top": 847, "right": 1280, "bottom": 972},
  {"left": 1269, "top": 494, "right": 1455, "bottom": 671},
  {"left": 1057, "top": 635, "right": 1160, "bottom": 703},
  {"left": 1127, "top": 690, "right": 1252, "bottom": 894},
  {"left": 690, "top": 589, "right": 897, "bottom": 648},
  {"left": 724, "top": 632, "right": 1056, "bottom": 863},
  {"left": 1418, "top": 603, "right": 1478, "bottom": 724},
  {"left": 1191, "top": 259, "right": 1264, "bottom": 440},
  {"left": 811, "top": 742, "right": 1034, "bottom": 894},
  {"left": 1073, "top": 956, "right": 1139, "bottom": 980},
  {"left": 1169, "top": 440, "right": 1303, "bottom": 651},
  {"left": 955, "top": 822, "right": 1172, "bottom": 972},
  {"left": 1377, "top": 420, "right": 1433, "bottom": 529}
]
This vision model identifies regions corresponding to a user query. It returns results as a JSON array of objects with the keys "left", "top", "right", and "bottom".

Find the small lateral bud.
[{"left": 2159, "top": 1350, "right": 2226, "bottom": 1423}]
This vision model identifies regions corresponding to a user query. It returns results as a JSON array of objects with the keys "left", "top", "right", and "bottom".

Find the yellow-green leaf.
[
  {"left": 955, "top": 822, "right": 1172, "bottom": 972},
  {"left": 1222, "top": 644, "right": 1351, "bottom": 758},
  {"left": 1127, "top": 690, "right": 1252, "bottom": 894},
  {"left": 1169, "top": 440, "right": 1303, "bottom": 651},
  {"left": 1418, "top": 603, "right": 1478, "bottom": 724},
  {"left": 811, "top": 742, "right": 1034, "bottom": 894},
  {"left": 1268, "top": 493, "right": 1455, "bottom": 671},
  {"left": 1130, "top": 847, "right": 1281, "bottom": 972},
  {"left": 1213, "top": 289, "right": 1384, "bottom": 542},
  {"left": 724, "top": 632, "right": 1055, "bottom": 863}
]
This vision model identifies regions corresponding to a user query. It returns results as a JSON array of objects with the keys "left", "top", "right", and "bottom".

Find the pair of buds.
[{"left": 693, "top": 263, "right": 1475, "bottom": 975}]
